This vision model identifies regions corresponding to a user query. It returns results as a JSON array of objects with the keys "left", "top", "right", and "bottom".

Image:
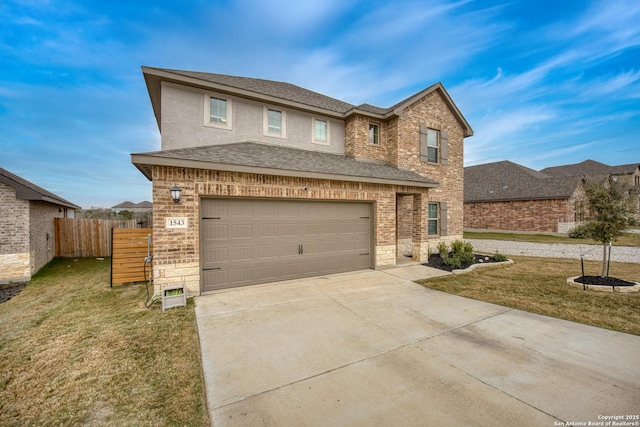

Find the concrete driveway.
[{"left": 195, "top": 266, "right": 640, "bottom": 426}]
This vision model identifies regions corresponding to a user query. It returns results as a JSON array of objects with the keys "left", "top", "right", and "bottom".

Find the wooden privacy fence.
[
  {"left": 111, "top": 228, "right": 153, "bottom": 286},
  {"left": 54, "top": 218, "right": 138, "bottom": 257}
]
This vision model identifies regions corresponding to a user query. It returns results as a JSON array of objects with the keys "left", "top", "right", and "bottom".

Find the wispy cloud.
[{"left": 1, "top": 0, "right": 639, "bottom": 206}]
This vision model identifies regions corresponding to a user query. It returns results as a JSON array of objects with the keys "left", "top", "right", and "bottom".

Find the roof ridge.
[{"left": 153, "top": 67, "right": 357, "bottom": 114}]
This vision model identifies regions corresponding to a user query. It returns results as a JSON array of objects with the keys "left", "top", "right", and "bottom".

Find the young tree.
[{"left": 582, "top": 176, "right": 636, "bottom": 277}]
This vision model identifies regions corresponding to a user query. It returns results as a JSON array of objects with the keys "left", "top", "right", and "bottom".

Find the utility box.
[{"left": 162, "top": 283, "right": 186, "bottom": 311}]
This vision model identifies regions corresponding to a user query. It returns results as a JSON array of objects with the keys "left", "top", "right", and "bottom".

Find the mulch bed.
[
  {"left": 425, "top": 254, "right": 501, "bottom": 272},
  {"left": 574, "top": 276, "right": 637, "bottom": 287},
  {"left": 0, "top": 282, "right": 27, "bottom": 304}
]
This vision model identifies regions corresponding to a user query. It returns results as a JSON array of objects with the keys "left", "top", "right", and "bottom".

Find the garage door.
[{"left": 201, "top": 199, "right": 372, "bottom": 292}]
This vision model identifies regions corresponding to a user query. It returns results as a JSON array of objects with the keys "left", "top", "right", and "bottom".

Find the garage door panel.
[
  {"left": 202, "top": 200, "right": 228, "bottom": 217},
  {"left": 230, "top": 224, "right": 253, "bottom": 239},
  {"left": 203, "top": 223, "right": 228, "bottom": 240},
  {"left": 228, "top": 200, "right": 254, "bottom": 217},
  {"left": 278, "top": 223, "right": 298, "bottom": 237},
  {"left": 257, "top": 244, "right": 278, "bottom": 259},
  {"left": 204, "top": 247, "right": 228, "bottom": 264},
  {"left": 228, "top": 267, "right": 254, "bottom": 286},
  {"left": 203, "top": 269, "right": 227, "bottom": 286},
  {"left": 230, "top": 246, "right": 253, "bottom": 262},
  {"left": 201, "top": 199, "right": 372, "bottom": 292}
]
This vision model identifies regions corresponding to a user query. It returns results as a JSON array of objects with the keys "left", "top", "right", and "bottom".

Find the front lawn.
[
  {"left": 0, "top": 257, "right": 209, "bottom": 426},
  {"left": 418, "top": 256, "right": 640, "bottom": 335}
]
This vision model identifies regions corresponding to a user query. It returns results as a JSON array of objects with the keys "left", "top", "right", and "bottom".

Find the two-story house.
[{"left": 132, "top": 67, "right": 473, "bottom": 294}]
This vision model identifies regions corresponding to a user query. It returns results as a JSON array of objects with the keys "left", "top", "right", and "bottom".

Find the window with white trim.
[
  {"left": 204, "top": 94, "right": 232, "bottom": 129},
  {"left": 312, "top": 118, "right": 330, "bottom": 145},
  {"left": 369, "top": 123, "right": 379, "bottom": 145},
  {"left": 263, "top": 107, "right": 286, "bottom": 138},
  {"left": 428, "top": 203, "right": 439, "bottom": 236}
]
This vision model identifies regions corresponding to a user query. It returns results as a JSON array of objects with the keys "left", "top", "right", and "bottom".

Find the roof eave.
[
  {"left": 131, "top": 153, "right": 438, "bottom": 189},
  {"left": 0, "top": 174, "right": 79, "bottom": 209},
  {"left": 344, "top": 108, "right": 389, "bottom": 120},
  {"left": 142, "top": 67, "right": 347, "bottom": 127}
]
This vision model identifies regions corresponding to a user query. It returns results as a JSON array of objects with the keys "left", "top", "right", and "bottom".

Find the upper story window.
[
  {"left": 369, "top": 123, "right": 379, "bottom": 145},
  {"left": 420, "top": 125, "right": 448, "bottom": 165},
  {"left": 312, "top": 118, "right": 330, "bottom": 145},
  {"left": 426, "top": 129, "right": 439, "bottom": 162},
  {"left": 210, "top": 97, "right": 227, "bottom": 123},
  {"left": 204, "top": 94, "right": 232, "bottom": 130},
  {"left": 263, "top": 107, "right": 286, "bottom": 138},
  {"left": 635, "top": 175, "right": 639, "bottom": 186}
]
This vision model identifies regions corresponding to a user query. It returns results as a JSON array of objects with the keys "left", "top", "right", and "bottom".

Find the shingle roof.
[
  {"left": 154, "top": 68, "right": 357, "bottom": 114},
  {"left": 141, "top": 67, "right": 473, "bottom": 136},
  {"left": 609, "top": 163, "right": 640, "bottom": 175},
  {"left": 112, "top": 201, "right": 153, "bottom": 209},
  {"left": 0, "top": 167, "right": 80, "bottom": 209},
  {"left": 355, "top": 103, "right": 389, "bottom": 115},
  {"left": 464, "top": 161, "right": 581, "bottom": 202},
  {"left": 540, "top": 159, "right": 640, "bottom": 177},
  {"left": 132, "top": 142, "right": 438, "bottom": 188},
  {"left": 540, "top": 160, "right": 613, "bottom": 177}
]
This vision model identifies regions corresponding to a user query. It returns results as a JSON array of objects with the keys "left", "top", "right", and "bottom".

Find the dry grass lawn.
[
  {"left": 0, "top": 257, "right": 209, "bottom": 426},
  {"left": 418, "top": 256, "right": 640, "bottom": 336}
]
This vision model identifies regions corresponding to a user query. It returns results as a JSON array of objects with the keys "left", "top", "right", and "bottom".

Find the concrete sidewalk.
[{"left": 195, "top": 266, "right": 640, "bottom": 426}]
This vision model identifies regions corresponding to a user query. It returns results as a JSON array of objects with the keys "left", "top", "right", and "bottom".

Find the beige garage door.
[{"left": 201, "top": 198, "right": 372, "bottom": 292}]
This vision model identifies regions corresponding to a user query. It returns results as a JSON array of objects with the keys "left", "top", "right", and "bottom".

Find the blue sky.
[{"left": 1, "top": 0, "right": 639, "bottom": 208}]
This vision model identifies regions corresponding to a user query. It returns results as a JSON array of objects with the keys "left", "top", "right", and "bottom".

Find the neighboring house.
[
  {"left": 542, "top": 160, "right": 640, "bottom": 225},
  {"left": 132, "top": 67, "right": 473, "bottom": 294},
  {"left": 464, "top": 160, "right": 640, "bottom": 233},
  {"left": 112, "top": 201, "right": 153, "bottom": 213},
  {"left": 0, "top": 167, "right": 80, "bottom": 283}
]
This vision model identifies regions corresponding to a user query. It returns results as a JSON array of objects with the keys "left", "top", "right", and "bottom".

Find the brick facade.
[
  {"left": 29, "top": 201, "right": 60, "bottom": 274},
  {"left": 346, "top": 90, "right": 466, "bottom": 241},
  {"left": 464, "top": 198, "right": 575, "bottom": 233},
  {"left": 0, "top": 182, "right": 30, "bottom": 282},
  {"left": 0, "top": 182, "right": 69, "bottom": 283},
  {"left": 396, "top": 195, "right": 413, "bottom": 256},
  {"left": 151, "top": 166, "right": 439, "bottom": 294}
]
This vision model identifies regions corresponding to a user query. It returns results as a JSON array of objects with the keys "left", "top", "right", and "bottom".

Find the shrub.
[
  {"left": 450, "top": 240, "right": 465, "bottom": 254},
  {"left": 493, "top": 251, "right": 508, "bottom": 262},
  {"left": 437, "top": 241, "right": 448, "bottom": 257},
  {"left": 443, "top": 240, "right": 474, "bottom": 268},
  {"left": 568, "top": 224, "right": 591, "bottom": 239},
  {"left": 442, "top": 254, "right": 462, "bottom": 269}
]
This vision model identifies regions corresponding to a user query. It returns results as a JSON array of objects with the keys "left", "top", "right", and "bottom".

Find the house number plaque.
[{"left": 166, "top": 217, "right": 188, "bottom": 229}]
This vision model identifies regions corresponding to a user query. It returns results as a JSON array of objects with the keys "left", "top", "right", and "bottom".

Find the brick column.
[
  {"left": 375, "top": 192, "right": 397, "bottom": 267},
  {"left": 412, "top": 193, "right": 429, "bottom": 262}
]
